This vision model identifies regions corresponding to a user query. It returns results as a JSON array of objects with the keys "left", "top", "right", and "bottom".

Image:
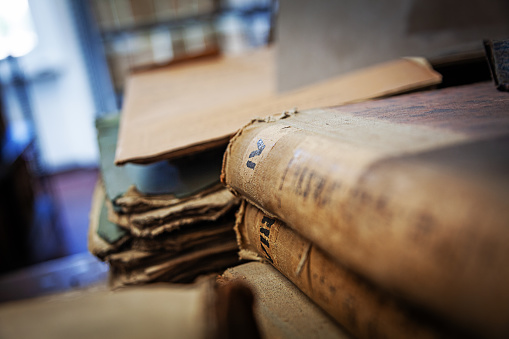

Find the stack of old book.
[
  {"left": 221, "top": 81, "right": 509, "bottom": 338},
  {"left": 95, "top": 44, "right": 499, "bottom": 338},
  {"left": 88, "top": 114, "right": 240, "bottom": 288}
]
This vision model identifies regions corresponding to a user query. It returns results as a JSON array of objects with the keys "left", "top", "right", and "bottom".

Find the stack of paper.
[{"left": 88, "top": 115, "right": 239, "bottom": 288}]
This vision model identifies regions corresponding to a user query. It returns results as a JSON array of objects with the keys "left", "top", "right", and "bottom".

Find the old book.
[
  {"left": 222, "top": 82, "right": 509, "bottom": 337},
  {"left": 96, "top": 114, "right": 223, "bottom": 214},
  {"left": 93, "top": 109, "right": 243, "bottom": 288},
  {"left": 107, "top": 185, "right": 238, "bottom": 237},
  {"left": 237, "top": 201, "right": 456, "bottom": 338},
  {"left": 114, "top": 49, "right": 440, "bottom": 165},
  {"left": 0, "top": 279, "right": 261, "bottom": 339},
  {"left": 220, "top": 262, "right": 351, "bottom": 339},
  {"left": 89, "top": 182, "right": 239, "bottom": 287},
  {"left": 108, "top": 240, "right": 239, "bottom": 288},
  {"left": 92, "top": 182, "right": 237, "bottom": 253}
]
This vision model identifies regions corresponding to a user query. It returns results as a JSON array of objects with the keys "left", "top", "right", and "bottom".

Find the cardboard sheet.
[
  {"left": 115, "top": 49, "right": 441, "bottom": 164},
  {"left": 116, "top": 47, "right": 276, "bottom": 164}
]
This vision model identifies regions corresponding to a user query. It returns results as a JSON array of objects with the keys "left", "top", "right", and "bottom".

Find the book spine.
[
  {"left": 221, "top": 117, "right": 509, "bottom": 337},
  {"left": 237, "top": 201, "right": 446, "bottom": 339}
]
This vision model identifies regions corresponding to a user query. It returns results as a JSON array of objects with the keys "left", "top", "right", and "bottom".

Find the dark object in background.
[
  {"left": 0, "top": 89, "right": 34, "bottom": 274},
  {"left": 0, "top": 155, "right": 34, "bottom": 273},
  {"left": 430, "top": 49, "right": 492, "bottom": 89},
  {"left": 484, "top": 38, "right": 509, "bottom": 91},
  {"left": 214, "top": 280, "right": 261, "bottom": 339},
  {"left": 0, "top": 85, "right": 66, "bottom": 274}
]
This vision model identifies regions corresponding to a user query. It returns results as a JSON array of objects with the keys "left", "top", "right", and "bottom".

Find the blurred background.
[
  {"left": 0, "top": 0, "right": 508, "bottom": 302},
  {"left": 0, "top": 0, "right": 276, "bottom": 301}
]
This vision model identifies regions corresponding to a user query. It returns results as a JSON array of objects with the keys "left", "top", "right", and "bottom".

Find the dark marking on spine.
[
  {"left": 279, "top": 156, "right": 296, "bottom": 191},
  {"left": 249, "top": 139, "right": 265, "bottom": 158},
  {"left": 411, "top": 212, "right": 436, "bottom": 243},
  {"left": 313, "top": 177, "right": 326, "bottom": 202},
  {"left": 246, "top": 139, "right": 266, "bottom": 169},
  {"left": 262, "top": 216, "right": 275, "bottom": 228},
  {"left": 376, "top": 196, "right": 387, "bottom": 210},
  {"left": 260, "top": 235, "right": 270, "bottom": 248},
  {"left": 296, "top": 167, "right": 309, "bottom": 195},
  {"left": 342, "top": 294, "right": 358, "bottom": 329},
  {"left": 303, "top": 171, "right": 314, "bottom": 198},
  {"left": 319, "top": 182, "right": 340, "bottom": 207},
  {"left": 260, "top": 227, "right": 270, "bottom": 237},
  {"left": 260, "top": 243, "right": 273, "bottom": 263},
  {"left": 259, "top": 215, "right": 275, "bottom": 263}
]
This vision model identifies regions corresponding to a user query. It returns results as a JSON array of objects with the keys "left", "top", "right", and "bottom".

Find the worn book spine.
[
  {"left": 221, "top": 108, "right": 509, "bottom": 337},
  {"left": 236, "top": 201, "right": 451, "bottom": 339}
]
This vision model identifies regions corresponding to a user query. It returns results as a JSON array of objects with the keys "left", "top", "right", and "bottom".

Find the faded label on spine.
[
  {"left": 258, "top": 215, "right": 275, "bottom": 263},
  {"left": 239, "top": 125, "right": 297, "bottom": 181}
]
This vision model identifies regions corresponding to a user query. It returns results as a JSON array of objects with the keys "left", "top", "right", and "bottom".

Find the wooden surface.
[{"left": 0, "top": 283, "right": 211, "bottom": 339}]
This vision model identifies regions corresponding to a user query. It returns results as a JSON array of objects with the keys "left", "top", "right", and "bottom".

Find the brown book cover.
[
  {"left": 114, "top": 50, "right": 440, "bottom": 165},
  {"left": 236, "top": 201, "right": 450, "bottom": 339},
  {"left": 221, "top": 82, "right": 509, "bottom": 337}
]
